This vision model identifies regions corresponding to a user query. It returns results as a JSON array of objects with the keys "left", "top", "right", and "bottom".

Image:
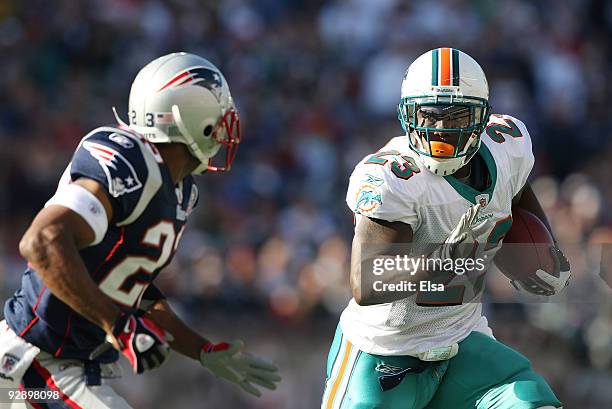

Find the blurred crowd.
[{"left": 0, "top": 0, "right": 611, "bottom": 407}]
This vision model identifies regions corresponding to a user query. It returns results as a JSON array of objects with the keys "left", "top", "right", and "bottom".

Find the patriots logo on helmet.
[
  {"left": 83, "top": 141, "right": 143, "bottom": 198},
  {"left": 157, "top": 67, "right": 223, "bottom": 101}
]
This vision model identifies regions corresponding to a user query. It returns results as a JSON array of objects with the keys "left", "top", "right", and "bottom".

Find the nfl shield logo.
[
  {"left": 1, "top": 353, "right": 19, "bottom": 374},
  {"left": 475, "top": 194, "right": 489, "bottom": 208}
]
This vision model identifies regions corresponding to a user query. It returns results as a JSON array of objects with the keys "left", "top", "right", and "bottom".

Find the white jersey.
[{"left": 340, "top": 114, "right": 534, "bottom": 356}]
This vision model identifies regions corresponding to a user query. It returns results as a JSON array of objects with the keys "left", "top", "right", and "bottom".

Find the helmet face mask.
[
  {"left": 398, "top": 48, "right": 492, "bottom": 176},
  {"left": 125, "top": 52, "right": 241, "bottom": 174},
  {"left": 204, "top": 108, "right": 240, "bottom": 172},
  {"left": 400, "top": 95, "right": 490, "bottom": 159}
]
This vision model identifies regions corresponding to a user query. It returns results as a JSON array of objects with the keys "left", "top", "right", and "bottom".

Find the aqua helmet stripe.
[
  {"left": 452, "top": 49, "right": 460, "bottom": 86},
  {"left": 431, "top": 49, "right": 439, "bottom": 86}
]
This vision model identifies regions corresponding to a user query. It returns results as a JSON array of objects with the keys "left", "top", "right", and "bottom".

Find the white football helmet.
[
  {"left": 398, "top": 48, "right": 491, "bottom": 176},
  {"left": 115, "top": 52, "right": 240, "bottom": 173}
]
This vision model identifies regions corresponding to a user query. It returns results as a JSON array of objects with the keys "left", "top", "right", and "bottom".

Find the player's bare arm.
[
  {"left": 512, "top": 182, "right": 555, "bottom": 241},
  {"left": 352, "top": 202, "right": 485, "bottom": 306},
  {"left": 350, "top": 216, "right": 418, "bottom": 305},
  {"left": 145, "top": 299, "right": 208, "bottom": 359},
  {"left": 18, "top": 178, "right": 120, "bottom": 337}
]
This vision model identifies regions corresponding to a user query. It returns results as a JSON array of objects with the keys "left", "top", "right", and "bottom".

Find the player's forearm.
[
  {"left": 145, "top": 300, "right": 208, "bottom": 360},
  {"left": 515, "top": 183, "right": 557, "bottom": 243},
  {"left": 352, "top": 255, "right": 431, "bottom": 305},
  {"left": 19, "top": 224, "right": 120, "bottom": 335}
]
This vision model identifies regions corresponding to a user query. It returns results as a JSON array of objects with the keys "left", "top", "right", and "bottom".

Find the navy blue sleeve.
[{"left": 69, "top": 129, "right": 148, "bottom": 223}]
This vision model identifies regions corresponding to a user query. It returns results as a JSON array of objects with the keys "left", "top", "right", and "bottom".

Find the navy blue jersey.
[{"left": 4, "top": 126, "right": 199, "bottom": 363}]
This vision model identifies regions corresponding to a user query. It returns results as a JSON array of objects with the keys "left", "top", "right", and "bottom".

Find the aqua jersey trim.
[{"left": 443, "top": 143, "right": 497, "bottom": 204}]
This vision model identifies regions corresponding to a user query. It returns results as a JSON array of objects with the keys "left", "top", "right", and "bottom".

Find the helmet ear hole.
[{"left": 203, "top": 125, "right": 213, "bottom": 137}]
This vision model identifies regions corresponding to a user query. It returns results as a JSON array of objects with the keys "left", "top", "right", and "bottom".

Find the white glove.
[
  {"left": 511, "top": 246, "right": 571, "bottom": 296},
  {"left": 200, "top": 340, "right": 281, "bottom": 397},
  {"left": 435, "top": 203, "right": 488, "bottom": 261}
]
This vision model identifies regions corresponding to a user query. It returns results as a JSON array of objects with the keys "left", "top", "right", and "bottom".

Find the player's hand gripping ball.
[{"left": 495, "top": 208, "right": 571, "bottom": 296}]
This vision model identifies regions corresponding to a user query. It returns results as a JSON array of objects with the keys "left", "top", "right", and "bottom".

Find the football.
[{"left": 494, "top": 207, "right": 556, "bottom": 280}]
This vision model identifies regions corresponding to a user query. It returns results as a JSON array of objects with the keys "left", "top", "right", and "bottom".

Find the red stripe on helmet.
[
  {"left": 157, "top": 71, "right": 190, "bottom": 92},
  {"left": 177, "top": 76, "right": 194, "bottom": 86}
]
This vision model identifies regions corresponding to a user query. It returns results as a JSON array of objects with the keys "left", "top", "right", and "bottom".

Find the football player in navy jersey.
[{"left": 0, "top": 53, "right": 281, "bottom": 408}]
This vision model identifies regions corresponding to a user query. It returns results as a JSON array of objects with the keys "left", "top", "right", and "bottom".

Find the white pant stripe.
[
  {"left": 321, "top": 337, "right": 349, "bottom": 407},
  {"left": 330, "top": 347, "right": 359, "bottom": 409},
  {"left": 32, "top": 356, "right": 132, "bottom": 409},
  {"left": 321, "top": 337, "right": 361, "bottom": 409}
]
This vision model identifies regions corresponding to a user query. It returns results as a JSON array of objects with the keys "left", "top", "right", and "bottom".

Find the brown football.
[{"left": 494, "top": 208, "right": 555, "bottom": 280}]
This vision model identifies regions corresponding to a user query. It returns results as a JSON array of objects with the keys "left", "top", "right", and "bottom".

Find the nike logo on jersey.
[{"left": 83, "top": 141, "right": 143, "bottom": 197}]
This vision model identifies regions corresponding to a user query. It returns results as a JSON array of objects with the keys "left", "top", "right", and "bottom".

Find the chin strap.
[
  {"left": 171, "top": 105, "right": 210, "bottom": 170},
  {"left": 112, "top": 106, "right": 130, "bottom": 127}
]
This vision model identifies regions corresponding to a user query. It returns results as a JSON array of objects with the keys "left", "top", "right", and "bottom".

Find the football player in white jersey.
[{"left": 321, "top": 48, "right": 570, "bottom": 409}]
